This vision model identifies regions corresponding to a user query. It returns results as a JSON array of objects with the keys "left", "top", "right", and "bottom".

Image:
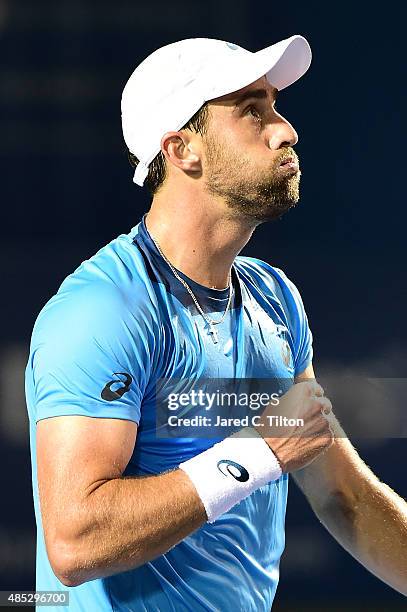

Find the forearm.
[
  {"left": 52, "top": 469, "right": 206, "bottom": 586},
  {"left": 296, "top": 435, "right": 407, "bottom": 594}
]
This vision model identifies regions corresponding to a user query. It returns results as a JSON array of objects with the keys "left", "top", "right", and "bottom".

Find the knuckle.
[
  {"left": 312, "top": 382, "right": 324, "bottom": 397},
  {"left": 310, "top": 397, "right": 322, "bottom": 412},
  {"left": 302, "top": 382, "right": 313, "bottom": 397},
  {"left": 320, "top": 397, "right": 332, "bottom": 410}
]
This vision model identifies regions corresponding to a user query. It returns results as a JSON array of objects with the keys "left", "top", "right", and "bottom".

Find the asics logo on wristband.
[{"left": 217, "top": 459, "right": 250, "bottom": 482}]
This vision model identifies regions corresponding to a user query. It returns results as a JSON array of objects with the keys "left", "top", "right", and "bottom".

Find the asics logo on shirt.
[
  {"left": 101, "top": 372, "right": 133, "bottom": 401},
  {"left": 217, "top": 459, "right": 249, "bottom": 482}
]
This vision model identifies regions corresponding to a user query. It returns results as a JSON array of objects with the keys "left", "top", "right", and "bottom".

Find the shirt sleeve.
[
  {"left": 273, "top": 267, "right": 314, "bottom": 376},
  {"left": 28, "top": 280, "right": 154, "bottom": 424}
]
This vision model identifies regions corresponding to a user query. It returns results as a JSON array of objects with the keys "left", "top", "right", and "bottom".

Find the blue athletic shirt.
[{"left": 25, "top": 215, "right": 313, "bottom": 611}]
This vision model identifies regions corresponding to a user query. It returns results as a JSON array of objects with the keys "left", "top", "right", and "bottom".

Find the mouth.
[{"left": 278, "top": 156, "right": 299, "bottom": 173}]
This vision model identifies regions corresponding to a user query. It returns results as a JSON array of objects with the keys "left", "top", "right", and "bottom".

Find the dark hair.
[{"left": 127, "top": 103, "right": 210, "bottom": 195}]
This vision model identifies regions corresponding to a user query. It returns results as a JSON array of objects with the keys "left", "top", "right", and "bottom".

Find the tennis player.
[{"left": 25, "top": 35, "right": 407, "bottom": 611}]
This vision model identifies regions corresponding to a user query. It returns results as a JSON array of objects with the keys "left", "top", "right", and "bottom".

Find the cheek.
[
  {"left": 210, "top": 115, "right": 254, "bottom": 146},
  {"left": 204, "top": 131, "right": 238, "bottom": 165},
  {"left": 204, "top": 123, "right": 269, "bottom": 173}
]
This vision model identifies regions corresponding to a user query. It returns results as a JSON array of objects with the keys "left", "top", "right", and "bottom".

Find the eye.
[{"left": 245, "top": 105, "right": 261, "bottom": 122}]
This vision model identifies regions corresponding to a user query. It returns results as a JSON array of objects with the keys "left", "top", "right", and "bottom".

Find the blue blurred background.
[{"left": 1, "top": 1, "right": 406, "bottom": 609}]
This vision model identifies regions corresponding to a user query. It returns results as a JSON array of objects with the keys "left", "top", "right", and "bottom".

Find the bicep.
[{"left": 37, "top": 416, "right": 137, "bottom": 544}]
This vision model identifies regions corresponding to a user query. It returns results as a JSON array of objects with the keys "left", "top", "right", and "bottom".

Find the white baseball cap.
[{"left": 121, "top": 35, "right": 312, "bottom": 187}]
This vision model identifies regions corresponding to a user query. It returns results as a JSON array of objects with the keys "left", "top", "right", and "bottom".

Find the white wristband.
[{"left": 179, "top": 427, "right": 282, "bottom": 523}]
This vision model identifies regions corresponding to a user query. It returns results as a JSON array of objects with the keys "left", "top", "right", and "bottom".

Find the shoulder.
[
  {"left": 235, "top": 255, "right": 305, "bottom": 305},
  {"left": 235, "top": 254, "right": 310, "bottom": 340},
  {"left": 31, "top": 228, "right": 159, "bottom": 349}
]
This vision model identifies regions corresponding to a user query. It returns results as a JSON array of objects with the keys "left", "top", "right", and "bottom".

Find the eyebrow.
[{"left": 231, "top": 87, "right": 277, "bottom": 108}]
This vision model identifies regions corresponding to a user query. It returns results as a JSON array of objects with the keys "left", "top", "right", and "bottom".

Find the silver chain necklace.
[{"left": 151, "top": 236, "right": 233, "bottom": 344}]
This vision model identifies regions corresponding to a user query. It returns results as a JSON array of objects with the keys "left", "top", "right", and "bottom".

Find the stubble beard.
[{"left": 204, "top": 137, "right": 301, "bottom": 223}]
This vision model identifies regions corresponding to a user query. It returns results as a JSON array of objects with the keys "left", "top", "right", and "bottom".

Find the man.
[{"left": 25, "top": 35, "right": 407, "bottom": 610}]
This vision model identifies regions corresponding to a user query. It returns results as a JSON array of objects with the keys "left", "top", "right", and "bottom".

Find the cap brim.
[
  {"left": 255, "top": 35, "right": 312, "bottom": 90},
  {"left": 205, "top": 35, "right": 311, "bottom": 102}
]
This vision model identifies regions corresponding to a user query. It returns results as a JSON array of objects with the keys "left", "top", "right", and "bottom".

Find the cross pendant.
[{"left": 208, "top": 324, "right": 219, "bottom": 344}]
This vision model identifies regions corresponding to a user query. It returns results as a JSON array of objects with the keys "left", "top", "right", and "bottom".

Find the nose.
[{"left": 267, "top": 115, "right": 298, "bottom": 150}]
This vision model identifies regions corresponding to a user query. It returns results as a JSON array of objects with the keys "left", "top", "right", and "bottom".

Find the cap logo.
[{"left": 226, "top": 42, "right": 239, "bottom": 51}]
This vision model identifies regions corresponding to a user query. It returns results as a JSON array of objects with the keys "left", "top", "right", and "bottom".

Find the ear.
[{"left": 160, "top": 131, "right": 201, "bottom": 175}]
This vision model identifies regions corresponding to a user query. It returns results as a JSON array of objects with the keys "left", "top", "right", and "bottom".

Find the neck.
[{"left": 145, "top": 186, "right": 257, "bottom": 289}]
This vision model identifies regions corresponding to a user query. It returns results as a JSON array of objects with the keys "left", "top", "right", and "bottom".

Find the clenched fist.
[{"left": 254, "top": 381, "right": 334, "bottom": 473}]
